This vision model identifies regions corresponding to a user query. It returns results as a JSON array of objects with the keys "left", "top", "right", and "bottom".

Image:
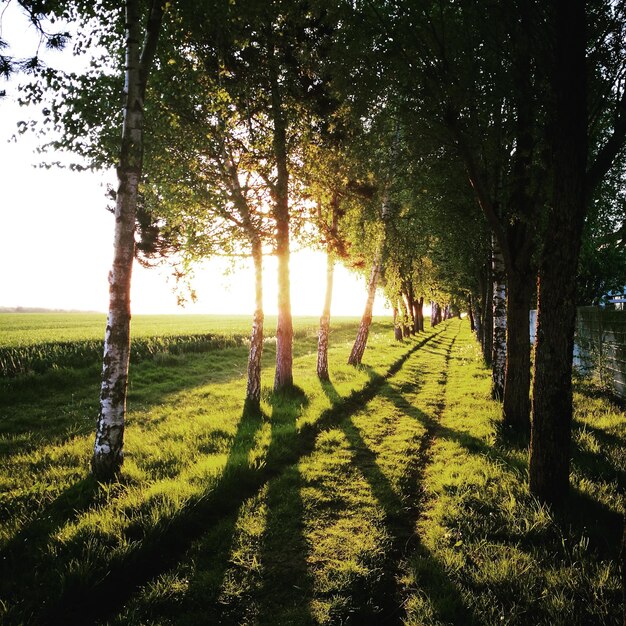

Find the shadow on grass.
[
  {"left": 314, "top": 326, "right": 474, "bottom": 625},
  {"left": 142, "top": 387, "right": 316, "bottom": 625},
  {"left": 11, "top": 330, "right": 439, "bottom": 625},
  {"left": 0, "top": 475, "right": 102, "bottom": 584},
  {"left": 256, "top": 388, "right": 315, "bottom": 625},
  {"left": 342, "top": 410, "right": 472, "bottom": 624},
  {"left": 25, "top": 401, "right": 268, "bottom": 626}
]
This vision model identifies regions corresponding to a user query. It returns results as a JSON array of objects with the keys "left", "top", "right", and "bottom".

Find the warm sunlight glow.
[{"left": 0, "top": 129, "right": 390, "bottom": 316}]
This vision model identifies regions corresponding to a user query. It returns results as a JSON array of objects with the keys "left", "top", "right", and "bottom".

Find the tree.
[
  {"left": 348, "top": 118, "right": 401, "bottom": 365},
  {"left": 93, "top": 0, "right": 165, "bottom": 479},
  {"left": 529, "top": 0, "right": 626, "bottom": 503}
]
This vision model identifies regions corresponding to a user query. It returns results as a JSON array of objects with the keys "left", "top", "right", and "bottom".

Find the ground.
[{"left": 0, "top": 318, "right": 623, "bottom": 625}]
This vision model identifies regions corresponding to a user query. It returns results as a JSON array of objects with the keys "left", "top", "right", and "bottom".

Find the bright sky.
[{"left": 0, "top": 5, "right": 390, "bottom": 317}]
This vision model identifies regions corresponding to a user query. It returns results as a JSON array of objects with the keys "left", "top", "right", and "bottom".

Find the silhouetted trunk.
[
  {"left": 482, "top": 267, "right": 493, "bottom": 365},
  {"left": 317, "top": 250, "right": 334, "bottom": 381},
  {"left": 492, "top": 235, "right": 506, "bottom": 399},
  {"left": 92, "top": 0, "right": 164, "bottom": 481},
  {"left": 417, "top": 297, "right": 424, "bottom": 332},
  {"left": 468, "top": 296, "right": 475, "bottom": 332},
  {"left": 393, "top": 305, "right": 403, "bottom": 341},
  {"left": 270, "top": 59, "right": 293, "bottom": 392},
  {"left": 529, "top": 0, "right": 587, "bottom": 504},
  {"left": 246, "top": 239, "right": 264, "bottom": 410},
  {"left": 475, "top": 296, "right": 483, "bottom": 340},
  {"left": 411, "top": 299, "right": 420, "bottom": 333},
  {"left": 348, "top": 253, "right": 381, "bottom": 365},
  {"left": 502, "top": 271, "right": 532, "bottom": 432}
]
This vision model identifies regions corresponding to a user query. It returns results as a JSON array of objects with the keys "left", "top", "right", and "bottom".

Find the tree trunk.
[
  {"left": 468, "top": 296, "right": 475, "bottom": 332},
  {"left": 417, "top": 297, "right": 424, "bottom": 332},
  {"left": 92, "top": 0, "right": 163, "bottom": 481},
  {"left": 529, "top": 0, "right": 587, "bottom": 504},
  {"left": 393, "top": 304, "right": 403, "bottom": 341},
  {"left": 317, "top": 250, "right": 334, "bottom": 380},
  {"left": 246, "top": 239, "right": 264, "bottom": 410},
  {"left": 348, "top": 253, "right": 381, "bottom": 365},
  {"left": 482, "top": 266, "right": 494, "bottom": 366},
  {"left": 492, "top": 235, "right": 507, "bottom": 400},
  {"left": 412, "top": 299, "right": 420, "bottom": 333},
  {"left": 270, "top": 59, "right": 293, "bottom": 392},
  {"left": 405, "top": 286, "right": 416, "bottom": 335},
  {"left": 502, "top": 271, "right": 532, "bottom": 432},
  {"left": 399, "top": 292, "right": 411, "bottom": 337}
]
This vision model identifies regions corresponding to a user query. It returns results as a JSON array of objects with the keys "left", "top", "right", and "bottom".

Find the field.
[
  {"left": 0, "top": 313, "right": 362, "bottom": 346},
  {"left": 0, "top": 313, "right": 360, "bottom": 377},
  {"left": 0, "top": 314, "right": 624, "bottom": 625}
]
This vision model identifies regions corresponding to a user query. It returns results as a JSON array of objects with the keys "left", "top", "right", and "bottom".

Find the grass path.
[
  {"left": 2, "top": 319, "right": 622, "bottom": 625},
  {"left": 110, "top": 323, "right": 463, "bottom": 625}
]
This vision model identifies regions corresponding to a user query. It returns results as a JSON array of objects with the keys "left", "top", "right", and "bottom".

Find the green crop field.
[
  {"left": 0, "top": 313, "right": 367, "bottom": 377},
  {"left": 0, "top": 318, "right": 623, "bottom": 625},
  {"left": 0, "top": 312, "right": 365, "bottom": 346}
]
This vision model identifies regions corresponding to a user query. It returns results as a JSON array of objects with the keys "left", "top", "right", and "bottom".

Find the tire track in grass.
[
  {"left": 332, "top": 320, "right": 462, "bottom": 624},
  {"left": 43, "top": 329, "right": 444, "bottom": 626}
]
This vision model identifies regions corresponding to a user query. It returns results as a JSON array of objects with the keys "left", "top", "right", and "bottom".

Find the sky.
[{"left": 0, "top": 5, "right": 391, "bottom": 317}]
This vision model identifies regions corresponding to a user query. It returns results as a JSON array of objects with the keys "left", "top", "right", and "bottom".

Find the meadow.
[
  {"left": 0, "top": 314, "right": 624, "bottom": 625},
  {"left": 0, "top": 313, "right": 360, "bottom": 377}
]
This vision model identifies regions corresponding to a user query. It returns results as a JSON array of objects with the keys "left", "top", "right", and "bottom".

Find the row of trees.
[{"left": 5, "top": 0, "right": 626, "bottom": 512}]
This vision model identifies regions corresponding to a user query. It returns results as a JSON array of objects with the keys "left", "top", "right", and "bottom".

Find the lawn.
[{"left": 0, "top": 316, "right": 623, "bottom": 625}]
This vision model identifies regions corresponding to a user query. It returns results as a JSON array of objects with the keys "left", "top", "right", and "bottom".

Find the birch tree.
[
  {"left": 491, "top": 235, "right": 506, "bottom": 400},
  {"left": 93, "top": 0, "right": 165, "bottom": 479},
  {"left": 348, "top": 122, "right": 400, "bottom": 365}
]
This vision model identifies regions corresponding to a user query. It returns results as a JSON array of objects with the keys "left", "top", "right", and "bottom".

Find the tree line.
[{"left": 4, "top": 0, "right": 626, "bottom": 517}]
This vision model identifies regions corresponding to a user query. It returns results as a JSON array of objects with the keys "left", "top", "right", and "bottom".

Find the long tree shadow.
[
  {"left": 384, "top": 379, "right": 624, "bottom": 567},
  {"left": 330, "top": 384, "right": 473, "bottom": 625},
  {"left": 0, "top": 475, "right": 102, "bottom": 599},
  {"left": 31, "top": 401, "right": 268, "bottom": 626},
  {"left": 20, "top": 330, "right": 439, "bottom": 625},
  {"left": 317, "top": 324, "right": 471, "bottom": 624},
  {"left": 256, "top": 386, "right": 315, "bottom": 625},
  {"left": 133, "top": 387, "right": 315, "bottom": 626}
]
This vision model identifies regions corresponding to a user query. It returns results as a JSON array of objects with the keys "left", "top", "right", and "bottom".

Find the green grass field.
[
  {"left": 0, "top": 315, "right": 623, "bottom": 625},
  {"left": 0, "top": 313, "right": 362, "bottom": 377},
  {"left": 0, "top": 313, "right": 363, "bottom": 346}
]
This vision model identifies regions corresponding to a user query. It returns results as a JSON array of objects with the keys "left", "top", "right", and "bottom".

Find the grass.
[
  {"left": 0, "top": 313, "right": 364, "bottom": 376},
  {"left": 403, "top": 322, "right": 624, "bottom": 626},
  {"left": 0, "top": 316, "right": 623, "bottom": 625},
  {"left": 0, "top": 315, "right": 424, "bottom": 624}
]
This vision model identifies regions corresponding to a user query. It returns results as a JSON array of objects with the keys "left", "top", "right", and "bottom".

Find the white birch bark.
[
  {"left": 492, "top": 233, "right": 507, "bottom": 399},
  {"left": 92, "top": 0, "right": 164, "bottom": 479},
  {"left": 348, "top": 124, "right": 398, "bottom": 365}
]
